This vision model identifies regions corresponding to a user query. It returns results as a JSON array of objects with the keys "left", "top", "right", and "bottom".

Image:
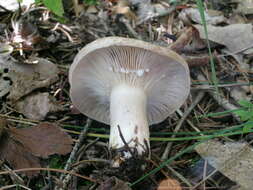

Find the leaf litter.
[{"left": 0, "top": 0, "right": 252, "bottom": 189}]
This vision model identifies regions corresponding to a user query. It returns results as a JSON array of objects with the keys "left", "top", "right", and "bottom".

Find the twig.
[
  {"left": 2, "top": 164, "right": 24, "bottom": 185},
  {"left": 176, "top": 109, "right": 202, "bottom": 133},
  {"left": 192, "top": 82, "right": 253, "bottom": 90},
  {"left": 63, "top": 119, "right": 91, "bottom": 173},
  {"left": 0, "top": 167, "right": 97, "bottom": 183},
  {"left": 197, "top": 74, "right": 241, "bottom": 122},
  {"left": 117, "top": 125, "right": 135, "bottom": 156},
  {"left": 57, "top": 119, "right": 92, "bottom": 189},
  {"left": 120, "top": 17, "right": 143, "bottom": 40},
  {"left": 152, "top": 153, "right": 193, "bottom": 187},
  {"left": 0, "top": 184, "right": 32, "bottom": 190},
  {"left": 161, "top": 91, "right": 205, "bottom": 160},
  {"left": 166, "top": 165, "right": 193, "bottom": 188},
  {"left": 61, "top": 164, "right": 93, "bottom": 189},
  {"left": 0, "top": 5, "right": 11, "bottom": 12}
]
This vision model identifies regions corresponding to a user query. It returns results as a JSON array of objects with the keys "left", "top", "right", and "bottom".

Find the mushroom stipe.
[{"left": 69, "top": 37, "right": 190, "bottom": 168}]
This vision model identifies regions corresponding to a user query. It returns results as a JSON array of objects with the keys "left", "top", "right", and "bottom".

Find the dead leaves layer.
[{"left": 0, "top": 121, "right": 73, "bottom": 176}]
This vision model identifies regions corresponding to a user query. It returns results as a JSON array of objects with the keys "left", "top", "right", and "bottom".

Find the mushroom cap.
[{"left": 69, "top": 37, "right": 190, "bottom": 125}]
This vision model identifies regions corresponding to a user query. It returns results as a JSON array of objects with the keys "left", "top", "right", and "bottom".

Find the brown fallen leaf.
[
  {"left": 0, "top": 57, "right": 59, "bottom": 102},
  {"left": 9, "top": 122, "right": 73, "bottom": 158},
  {"left": 111, "top": 0, "right": 137, "bottom": 22},
  {"left": 0, "top": 118, "right": 40, "bottom": 177},
  {"left": 15, "top": 92, "right": 63, "bottom": 120},
  {"left": 169, "top": 26, "right": 206, "bottom": 53},
  {"left": 0, "top": 119, "right": 73, "bottom": 177},
  {"left": 157, "top": 177, "right": 182, "bottom": 190}
]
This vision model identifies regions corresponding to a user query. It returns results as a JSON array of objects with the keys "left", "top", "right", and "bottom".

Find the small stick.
[
  {"left": 0, "top": 167, "right": 97, "bottom": 183},
  {"left": 117, "top": 125, "right": 135, "bottom": 156},
  {"left": 161, "top": 91, "right": 205, "bottom": 160},
  {"left": 197, "top": 74, "right": 240, "bottom": 122},
  {"left": 56, "top": 119, "right": 92, "bottom": 189},
  {"left": 120, "top": 17, "right": 143, "bottom": 40}
]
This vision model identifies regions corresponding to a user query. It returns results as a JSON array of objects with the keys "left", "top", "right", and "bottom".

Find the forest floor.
[{"left": 0, "top": 0, "right": 253, "bottom": 190}]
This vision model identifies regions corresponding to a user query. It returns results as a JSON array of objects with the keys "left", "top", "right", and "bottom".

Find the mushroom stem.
[{"left": 109, "top": 84, "right": 150, "bottom": 158}]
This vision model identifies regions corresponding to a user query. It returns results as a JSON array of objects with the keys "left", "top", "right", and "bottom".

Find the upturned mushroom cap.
[{"left": 69, "top": 37, "right": 190, "bottom": 125}]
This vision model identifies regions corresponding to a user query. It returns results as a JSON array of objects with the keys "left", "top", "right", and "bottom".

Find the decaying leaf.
[
  {"left": 15, "top": 92, "right": 63, "bottom": 120},
  {"left": 169, "top": 26, "right": 206, "bottom": 53},
  {"left": 111, "top": 0, "right": 137, "bottom": 22},
  {"left": 0, "top": 119, "right": 73, "bottom": 177},
  {"left": 179, "top": 8, "right": 226, "bottom": 25},
  {"left": 194, "top": 24, "right": 253, "bottom": 54},
  {"left": 195, "top": 139, "right": 253, "bottom": 190},
  {"left": 97, "top": 177, "right": 132, "bottom": 190},
  {"left": 0, "top": 118, "right": 40, "bottom": 176},
  {"left": 0, "top": 133, "right": 41, "bottom": 177},
  {"left": 234, "top": 0, "right": 253, "bottom": 15},
  {"left": 157, "top": 177, "right": 182, "bottom": 190},
  {"left": 0, "top": 57, "right": 59, "bottom": 102},
  {"left": 185, "top": 158, "right": 236, "bottom": 187},
  {"left": 230, "top": 86, "right": 252, "bottom": 102},
  {"left": 9, "top": 122, "right": 73, "bottom": 158}
]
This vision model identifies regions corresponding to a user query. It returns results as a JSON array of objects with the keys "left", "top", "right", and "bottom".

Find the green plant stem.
[{"left": 196, "top": 0, "right": 219, "bottom": 93}]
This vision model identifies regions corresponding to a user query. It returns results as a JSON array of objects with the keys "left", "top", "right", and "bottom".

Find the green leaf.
[
  {"left": 238, "top": 100, "right": 253, "bottom": 108},
  {"left": 234, "top": 110, "right": 252, "bottom": 121},
  {"left": 43, "top": 0, "right": 64, "bottom": 17},
  {"left": 35, "top": 0, "right": 42, "bottom": 4},
  {"left": 243, "top": 120, "right": 253, "bottom": 133}
]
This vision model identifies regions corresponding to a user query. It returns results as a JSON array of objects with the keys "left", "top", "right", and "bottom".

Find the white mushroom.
[{"left": 69, "top": 37, "right": 190, "bottom": 164}]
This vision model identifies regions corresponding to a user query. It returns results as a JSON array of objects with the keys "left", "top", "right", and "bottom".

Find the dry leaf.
[
  {"left": 179, "top": 8, "right": 226, "bottom": 25},
  {"left": 111, "top": 0, "right": 137, "bottom": 22},
  {"left": 195, "top": 140, "right": 253, "bottom": 190},
  {"left": 15, "top": 92, "right": 63, "bottom": 120},
  {"left": 0, "top": 57, "right": 59, "bottom": 102},
  {"left": 169, "top": 26, "right": 206, "bottom": 53},
  {"left": 0, "top": 118, "right": 40, "bottom": 176},
  {"left": 194, "top": 24, "right": 253, "bottom": 54},
  {"left": 157, "top": 177, "right": 182, "bottom": 190},
  {"left": 9, "top": 122, "right": 73, "bottom": 158},
  {"left": 0, "top": 133, "right": 41, "bottom": 176},
  {"left": 0, "top": 120, "right": 73, "bottom": 177},
  {"left": 234, "top": 0, "right": 253, "bottom": 15}
]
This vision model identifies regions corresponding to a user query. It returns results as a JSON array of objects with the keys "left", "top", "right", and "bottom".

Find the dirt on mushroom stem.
[{"left": 106, "top": 148, "right": 149, "bottom": 181}]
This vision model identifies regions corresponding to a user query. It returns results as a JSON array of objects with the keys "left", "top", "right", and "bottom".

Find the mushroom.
[{"left": 69, "top": 37, "right": 190, "bottom": 164}]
